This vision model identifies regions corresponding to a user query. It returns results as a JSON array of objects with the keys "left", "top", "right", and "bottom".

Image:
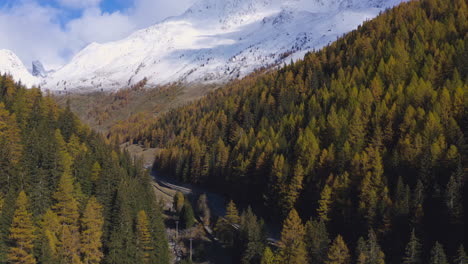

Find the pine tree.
[
  {"left": 305, "top": 219, "right": 330, "bottom": 264},
  {"left": 226, "top": 200, "right": 240, "bottom": 224},
  {"left": 261, "top": 247, "right": 276, "bottom": 264},
  {"left": 445, "top": 173, "right": 463, "bottom": 222},
  {"left": 182, "top": 201, "right": 195, "bottom": 229},
  {"left": 278, "top": 209, "right": 308, "bottom": 264},
  {"left": 239, "top": 207, "right": 266, "bottom": 264},
  {"left": 430, "top": 242, "right": 448, "bottom": 264},
  {"left": 317, "top": 184, "right": 332, "bottom": 222},
  {"left": 325, "top": 235, "right": 350, "bottom": 264},
  {"left": 7, "top": 191, "right": 36, "bottom": 264},
  {"left": 367, "top": 229, "right": 385, "bottom": 264},
  {"left": 358, "top": 229, "right": 385, "bottom": 264},
  {"left": 454, "top": 245, "right": 468, "bottom": 264},
  {"left": 402, "top": 229, "right": 422, "bottom": 264},
  {"left": 81, "top": 197, "right": 104, "bottom": 264},
  {"left": 136, "top": 210, "right": 154, "bottom": 263}
]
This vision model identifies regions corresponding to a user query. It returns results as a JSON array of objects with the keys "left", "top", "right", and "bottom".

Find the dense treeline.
[
  {"left": 0, "top": 74, "right": 169, "bottom": 264},
  {"left": 134, "top": 0, "right": 467, "bottom": 262}
]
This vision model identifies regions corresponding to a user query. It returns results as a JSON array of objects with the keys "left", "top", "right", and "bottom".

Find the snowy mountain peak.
[
  {"left": 0, "top": 49, "right": 39, "bottom": 87},
  {"left": 36, "top": 0, "right": 405, "bottom": 93},
  {"left": 32, "top": 60, "right": 48, "bottom": 77}
]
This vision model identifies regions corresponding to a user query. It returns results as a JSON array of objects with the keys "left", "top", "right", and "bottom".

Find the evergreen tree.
[
  {"left": 454, "top": 245, "right": 468, "bottom": 264},
  {"left": 181, "top": 201, "right": 195, "bottom": 229},
  {"left": 367, "top": 229, "right": 385, "bottom": 264},
  {"left": 136, "top": 210, "right": 154, "bottom": 264},
  {"left": 7, "top": 191, "right": 36, "bottom": 264},
  {"left": 445, "top": 173, "right": 463, "bottom": 222},
  {"left": 81, "top": 197, "right": 104, "bottom": 264},
  {"left": 358, "top": 230, "right": 385, "bottom": 264},
  {"left": 402, "top": 229, "right": 422, "bottom": 264},
  {"left": 325, "top": 235, "right": 350, "bottom": 264},
  {"left": 305, "top": 219, "right": 330, "bottom": 264},
  {"left": 430, "top": 242, "right": 448, "bottom": 264},
  {"left": 278, "top": 209, "right": 308, "bottom": 264},
  {"left": 239, "top": 207, "right": 266, "bottom": 264}
]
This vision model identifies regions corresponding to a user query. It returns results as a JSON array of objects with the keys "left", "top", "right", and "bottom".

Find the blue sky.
[{"left": 0, "top": 0, "right": 194, "bottom": 68}]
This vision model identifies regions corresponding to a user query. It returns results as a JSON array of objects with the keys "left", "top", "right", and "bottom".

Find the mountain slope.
[
  {"left": 43, "top": 0, "right": 404, "bottom": 92},
  {"left": 0, "top": 49, "right": 38, "bottom": 88},
  {"left": 127, "top": 0, "right": 467, "bottom": 261},
  {"left": 0, "top": 75, "right": 169, "bottom": 263}
]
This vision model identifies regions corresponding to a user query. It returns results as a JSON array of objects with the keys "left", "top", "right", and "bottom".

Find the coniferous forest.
[
  {"left": 121, "top": 0, "right": 468, "bottom": 262},
  {"left": 0, "top": 75, "right": 169, "bottom": 264}
]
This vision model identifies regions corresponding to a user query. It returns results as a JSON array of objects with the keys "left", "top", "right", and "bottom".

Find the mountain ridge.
[
  {"left": 0, "top": 49, "right": 39, "bottom": 88},
  {"left": 1, "top": 0, "right": 404, "bottom": 93}
]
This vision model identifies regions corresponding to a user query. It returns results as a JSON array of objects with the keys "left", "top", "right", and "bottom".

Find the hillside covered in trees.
[
  {"left": 131, "top": 0, "right": 468, "bottom": 262},
  {"left": 0, "top": 74, "right": 169, "bottom": 264}
]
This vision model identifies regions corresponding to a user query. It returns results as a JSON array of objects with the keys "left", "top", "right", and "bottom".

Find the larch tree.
[
  {"left": 278, "top": 209, "right": 308, "bottom": 264},
  {"left": 81, "top": 197, "right": 104, "bottom": 264},
  {"left": 317, "top": 184, "right": 332, "bottom": 222},
  {"left": 40, "top": 209, "right": 60, "bottom": 264},
  {"left": 52, "top": 160, "right": 82, "bottom": 264},
  {"left": 226, "top": 200, "right": 240, "bottom": 225},
  {"left": 7, "top": 191, "right": 36, "bottom": 264},
  {"left": 280, "top": 163, "right": 304, "bottom": 217},
  {"left": 325, "top": 235, "right": 350, "bottom": 264},
  {"left": 0, "top": 103, "right": 22, "bottom": 193},
  {"left": 261, "top": 247, "right": 276, "bottom": 264},
  {"left": 136, "top": 210, "right": 154, "bottom": 264},
  {"left": 90, "top": 162, "right": 101, "bottom": 183},
  {"left": 173, "top": 192, "right": 185, "bottom": 214}
]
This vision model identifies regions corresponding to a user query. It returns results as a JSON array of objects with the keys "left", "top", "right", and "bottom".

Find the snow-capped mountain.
[
  {"left": 32, "top": 60, "right": 49, "bottom": 78},
  {"left": 5, "top": 0, "right": 405, "bottom": 92},
  {"left": 0, "top": 49, "right": 39, "bottom": 88}
]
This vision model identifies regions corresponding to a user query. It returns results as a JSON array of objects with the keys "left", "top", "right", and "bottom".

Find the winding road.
[{"left": 151, "top": 169, "right": 280, "bottom": 247}]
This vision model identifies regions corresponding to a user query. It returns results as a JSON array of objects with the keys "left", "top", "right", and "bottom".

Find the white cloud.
[
  {"left": 66, "top": 8, "right": 135, "bottom": 48},
  {"left": 0, "top": 0, "right": 196, "bottom": 70},
  {"left": 56, "top": 0, "right": 102, "bottom": 9},
  {"left": 0, "top": 1, "right": 69, "bottom": 69}
]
